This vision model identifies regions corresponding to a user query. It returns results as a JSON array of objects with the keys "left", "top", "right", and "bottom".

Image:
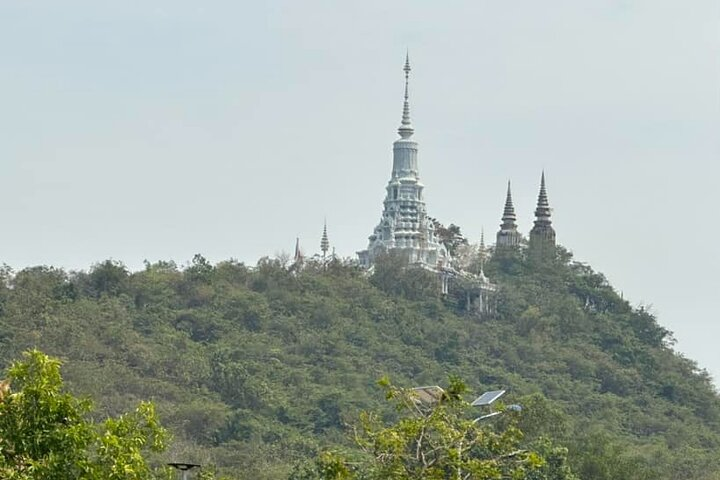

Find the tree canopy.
[
  {"left": 0, "top": 350, "right": 167, "bottom": 480},
  {"left": 292, "top": 376, "right": 577, "bottom": 480},
  {"left": 0, "top": 249, "right": 717, "bottom": 479}
]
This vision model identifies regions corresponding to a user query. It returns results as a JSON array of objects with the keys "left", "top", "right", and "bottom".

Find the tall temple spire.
[
  {"left": 496, "top": 180, "right": 521, "bottom": 247},
  {"left": 358, "top": 54, "right": 449, "bottom": 270},
  {"left": 534, "top": 171, "right": 551, "bottom": 220},
  {"left": 398, "top": 52, "right": 414, "bottom": 139},
  {"left": 502, "top": 181, "right": 517, "bottom": 223},
  {"left": 320, "top": 219, "right": 330, "bottom": 258},
  {"left": 294, "top": 237, "right": 303, "bottom": 264},
  {"left": 529, "top": 171, "right": 556, "bottom": 255},
  {"left": 479, "top": 228, "right": 487, "bottom": 274}
]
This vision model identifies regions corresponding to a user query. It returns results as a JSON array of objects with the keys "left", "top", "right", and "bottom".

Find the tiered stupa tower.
[
  {"left": 528, "top": 172, "right": 556, "bottom": 254},
  {"left": 357, "top": 55, "right": 449, "bottom": 269},
  {"left": 320, "top": 220, "right": 330, "bottom": 259},
  {"left": 496, "top": 181, "right": 522, "bottom": 248}
]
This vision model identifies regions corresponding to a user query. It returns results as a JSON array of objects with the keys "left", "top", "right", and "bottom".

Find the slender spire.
[
  {"left": 294, "top": 237, "right": 303, "bottom": 263},
  {"left": 320, "top": 219, "right": 330, "bottom": 258},
  {"left": 534, "top": 171, "right": 551, "bottom": 221},
  {"left": 496, "top": 179, "right": 521, "bottom": 248},
  {"left": 502, "top": 180, "right": 517, "bottom": 223},
  {"left": 479, "top": 228, "right": 486, "bottom": 272},
  {"left": 398, "top": 52, "right": 414, "bottom": 139},
  {"left": 529, "top": 171, "right": 556, "bottom": 254}
]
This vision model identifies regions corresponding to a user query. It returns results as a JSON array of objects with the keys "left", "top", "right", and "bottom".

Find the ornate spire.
[
  {"left": 479, "top": 228, "right": 487, "bottom": 273},
  {"left": 502, "top": 180, "right": 517, "bottom": 223},
  {"left": 529, "top": 171, "right": 556, "bottom": 254},
  {"left": 534, "top": 171, "right": 551, "bottom": 222},
  {"left": 398, "top": 52, "right": 414, "bottom": 139},
  {"left": 320, "top": 219, "right": 330, "bottom": 258},
  {"left": 358, "top": 54, "right": 449, "bottom": 271},
  {"left": 294, "top": 237, "right": 303, "bottom": 264},
  {"left": 496, "top": 179, "right": 521, "bottom": 248}
]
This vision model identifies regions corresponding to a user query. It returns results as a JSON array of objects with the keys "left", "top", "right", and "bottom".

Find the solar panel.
[
  {"left": 471, "top": 389, "right": 506, "bottom": 406},
  {"left": 411, "top": 385, "right": 445, "bottom": 404}
]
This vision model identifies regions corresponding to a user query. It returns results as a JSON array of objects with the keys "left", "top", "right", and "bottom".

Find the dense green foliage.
[
  {"left": 0, "top": 249, "right": 718, "bottom": 479},
  {"left": 292, "top": 376, "right": 577, "bottom": 480},
  {"left": 0, "top": 350, "right": 167, "bottom": 479},
  {"left": 430, "top": 218, "right": 468, "bottom": 257}
]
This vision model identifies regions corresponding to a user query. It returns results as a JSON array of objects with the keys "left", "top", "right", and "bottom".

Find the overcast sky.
[{"left": 1, "top": 1, "right": 718, "bottom": 383}]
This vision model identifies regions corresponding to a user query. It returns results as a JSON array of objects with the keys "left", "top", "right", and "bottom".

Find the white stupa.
[{"left": 357, "top": 55, "right": 450, "bottom": 269}]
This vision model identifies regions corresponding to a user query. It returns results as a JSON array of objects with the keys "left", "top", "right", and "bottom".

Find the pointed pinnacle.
[
  {"left": 535, "top": 171, "right": 551, "bottom": 220},
  {"left": 502, "top": 180, "right": 517, "bottom": 222},
  {"left": 479, "top": 228, "right": 487, "bottom": 274},
  {"left": 398, "top": 53, "right": 414, "bottom": 139},
  {"left": 294, "top": 237, "right": 302, "bottom": 262},
  {"left": 321, "top": 219, "right": 330, "bottom": 255}
]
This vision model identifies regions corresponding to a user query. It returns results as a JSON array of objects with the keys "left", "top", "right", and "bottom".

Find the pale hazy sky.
[{"left": 1, "top": 1, "right": 719, "bottom": 382}]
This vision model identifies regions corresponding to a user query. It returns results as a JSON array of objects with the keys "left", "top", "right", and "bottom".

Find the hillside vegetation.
[{"left": 0, "top": 249, "right": 718, "bottom": 479}]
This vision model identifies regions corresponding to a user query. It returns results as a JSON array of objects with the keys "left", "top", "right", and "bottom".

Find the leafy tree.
[
  {"left": 0, "top": 350, "right": 168, "bottom": 480},
  {"left": 86, "top": 259, "right": 130, "bottom": 297},
  {"left": 430, "top": 218, "right": 468, "bottom": 257},
  {"left": 569, "top": 431, "right": 654, "bottom": 480},
  {"left": 186, "top": 254, "right": 214, "bottom": 284},
  {"left": 295, "top": 377, "right": 577, "bottom": 480},
  {"left": 370, "top": 251, "right": 441, "bottom": 301}
]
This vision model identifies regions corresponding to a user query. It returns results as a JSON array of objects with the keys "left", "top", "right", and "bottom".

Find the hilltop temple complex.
[{"left": 355, "top": 55, "right": 557, "bottom": 306}]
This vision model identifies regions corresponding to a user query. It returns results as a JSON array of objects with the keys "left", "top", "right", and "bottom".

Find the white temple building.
[
  {"left": 353, "top": 55, "right": 561, "bottom": 311},
  {"left": 357, "top": 55, "right": 450, "bottom": 270}
]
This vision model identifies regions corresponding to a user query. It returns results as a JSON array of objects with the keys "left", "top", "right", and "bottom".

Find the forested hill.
[{"left": 0, "top": 249, "right": 718, "bottom": 479}]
